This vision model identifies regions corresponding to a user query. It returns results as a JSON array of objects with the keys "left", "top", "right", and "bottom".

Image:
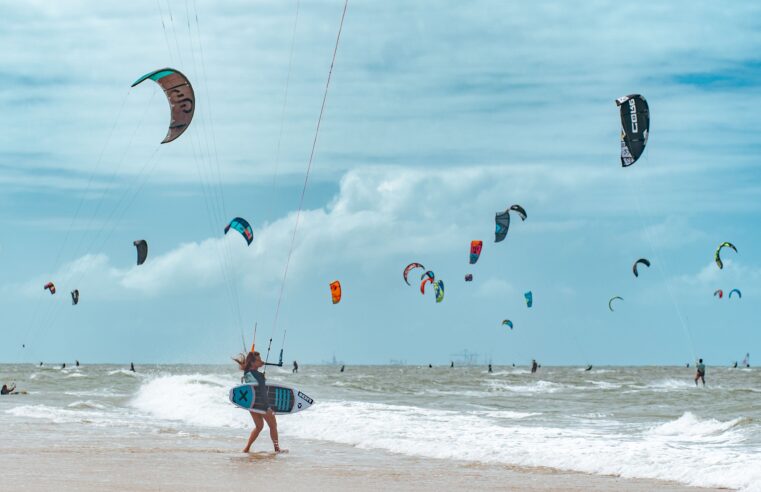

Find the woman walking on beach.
[{"left": 234, "top": 350, "right": 280, "bottom": 453}]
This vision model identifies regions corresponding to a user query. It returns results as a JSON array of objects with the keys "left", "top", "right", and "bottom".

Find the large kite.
[
  {"left": 632, "top": 258, "right": 651, "bottom": 277},
  {"left": 495, "top": 204, "right": 527, "bottom": 243},
  {"left": 469, "top": 240, "right": 483, "bottom": 264},
  {"left": 615, "top": 94, "right": 649, "bottom": 166},
  {"left": 715, "top": 242, "right": 737, "bottom": 269},
  {"left": 330, "top": 281, "right": 342, "bottom": 304},
  {"left": 131, "top": 68, "right": 195, "bottom": 144},
  {"left": 434, "top": 280, "right": 445, "bottom": 303},
  {"left": 403, "top": 263, "right": 425, "bottom": 286},
  {"left": 133, "top": 240, "right": 148, "bottom": 266},
  {"left": 225, "top": 217, "right": 254, "bottom": 245}
]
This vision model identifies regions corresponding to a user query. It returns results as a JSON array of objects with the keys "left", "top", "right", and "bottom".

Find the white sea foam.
[
  {"left": 129, "top": 373, "right": 250, "bottom": 429},
  {"left": 283, "top": 403, "right": 761, "bottom": 491}
]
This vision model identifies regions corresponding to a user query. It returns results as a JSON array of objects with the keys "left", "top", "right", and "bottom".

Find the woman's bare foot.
[
  {"left": 273, "top": 441, "right": 281, "bottom": 453},
  {"left": 242, "top": 447, "right": 251, "bottom": 453}
]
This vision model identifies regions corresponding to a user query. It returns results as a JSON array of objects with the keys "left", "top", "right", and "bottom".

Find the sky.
[{"left": 0, "top": 0, "right": 759, "bottom": 365}]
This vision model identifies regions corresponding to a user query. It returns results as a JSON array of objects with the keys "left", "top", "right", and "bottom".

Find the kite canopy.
[
  {"left": 44, "top": 282, "right": 56, "bottom": 295},
  {"left": 715, "top": 242, "right": 737, "bottom": 269},
  {"left": 224, "top": 217, "right": 254, "bottom": 245},
  {"left": 469, "top": 240, "right": 483, "bottom": 264},
  {"left": 465, "top": 274, "right": 473, "bottom": 282},
  {"left": 403, "top": 262, "right": 425, "bottom": 286},
  {"left": 509, "top": 205, "right": 527, "bottom": 221},
  {"left": 632, "top": 258, "right": 651, "bottom": 277},
  {"left": 615, "top": 94, "right": 649, "bottom": 166},
  {"left": 434, "top": 280, "right": 445, "bottom": 303},
  {"left": 71, "top": 289, "right": 79, "bottom": 306},
  {"left": 729, "top": 288, "right": 742, "bottom": 299},
  {"left": 495, "top": 210, "right": 510, "bottom": 243},
  {"left": 714, "top": 289, "right": 724, "bottom": 299},
  {"left": 330, "top": 281, "right": 342, "bottom": 304},
  {"left": 420, "top": 276, "right": 434, "bottom": 295},
  {"left": 421, "top": 270, "right": 435, "bottom": 281},
  {"left": 133, "top": 240, "right": 148, "bottom": 266},
  {"left": 502, "top": 319, "right": 513, "bottom": 330},
  {"left": 131, "top": 68, "right": 195, "bottom": 144},
  {"left": 494, "top": 204, "right": 527, "bottom": 243},
  {"left": 608, "top": 296, "right": 623, "bottom": 311},
  {"left": 524, "top": 291, "right": 533, "bottom": 308}
]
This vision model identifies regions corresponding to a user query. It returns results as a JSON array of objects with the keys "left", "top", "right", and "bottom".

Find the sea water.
[{"left": 1, "top": 363, "right": 759, "bottom": 490}]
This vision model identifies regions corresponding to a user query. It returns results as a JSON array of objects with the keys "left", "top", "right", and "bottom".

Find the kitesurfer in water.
[
  {"left": 488, "top": 364, "right": 493, "bottom": 373},
  {"left": 733, "top": 361, "right": 738, "bottom": 368},
  {"left": 585, "top": 365, "right": 593, "bottom": 371},
  {"left": 340, "top": 365, "right": 345, "bottom": 373},
  {"left": 292, "top": 360, "right": 298, "bottom": 373},
  {"left": 450, "top": 361, "right": 454, "bottom": 368},
  {"left": 234, "top": 351, "right": 280, "bottom": 453},
  {"left": 1, "top": 383, "right": 16, "bottom": 395},
  {"left": 130, "top": 362, "right": 135, "bottom": 372},
  {"left": 531, "top": 359, "right": 538, "bottom": 373},
  {"left": 694, "top": 359, "right": 706, "bottom": 387}
]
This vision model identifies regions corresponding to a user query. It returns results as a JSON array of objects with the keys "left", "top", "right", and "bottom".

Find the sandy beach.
[{"left": 0, "top": 432, "right": 724, "bottom": 492}]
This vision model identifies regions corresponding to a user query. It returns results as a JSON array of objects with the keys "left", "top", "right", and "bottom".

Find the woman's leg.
[
  {"left": 243, "top": 412, "right": 265, "bottom": 452},
  {"left": 263, "top": 409, "right": 280, "bottom": 452}
]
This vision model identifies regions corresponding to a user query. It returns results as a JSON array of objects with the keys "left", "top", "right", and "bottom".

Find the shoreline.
[{"left": 0, "top": 432, "right": 725, "bottom": 491}]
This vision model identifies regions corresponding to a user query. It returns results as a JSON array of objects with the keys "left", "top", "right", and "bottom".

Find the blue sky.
[{"left": 1, "top": 0, "right": 759, "bottom": 365}]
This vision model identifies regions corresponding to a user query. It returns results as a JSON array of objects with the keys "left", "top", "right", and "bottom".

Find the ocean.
[{"left": 1, "top": 363, "right": 759, "bottom": 491}]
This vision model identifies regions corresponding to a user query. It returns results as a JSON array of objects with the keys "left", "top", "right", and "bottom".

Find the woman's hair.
[{"left": 233, "top": 351, "right": 260, "bottom": 371}]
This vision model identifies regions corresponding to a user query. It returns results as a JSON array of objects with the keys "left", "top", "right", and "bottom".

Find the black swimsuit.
[{"left": 244, "top": 371, "right": 270, "bottom": 411}]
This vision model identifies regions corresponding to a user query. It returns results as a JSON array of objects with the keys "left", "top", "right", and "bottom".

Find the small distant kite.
[
  {"left": 615, "top": 94, "right": 649, "bottom": 167},
  {"left": 330, "top": 281, "right": 342, "bottom": 304},
  {"left": 524, "top": 291, "right": 533, "bottom": 308},
  {"left": 470, "top": 240, "right": 483, "bottom": 264},
  {"left": 608, "top": 296, "right": 623, "bottom": 311},
  {"left": 729, "top": 288, "right": 742, "bottom": 299},
  {"left": 434, "top": 280, "right": 445, "bottom": 303},
  {"left": 421, "top": 270, "right": 435, "bottom": 281},
  {"left": 133, "top": 240, "right": 148, "bottom": 266},
  {"left": 403, "top": 263, "right": 425, "bottom": 286},
  {"left": 71, "top": 289, "right": 79, "bottom": 306},
  {"left": 632, "top": 258, "right": 650, "bottom": 277},
  {"left": 420, "top": 276, "right": 434, "bottom": 295},
  {"left": 224, "top": 217, "right": 254, "bottom": 245},
  {"left": 502, "top": 319, "right": 513, "bottom": 330},
  {"left": 715, "top": 242, "right": 737, "bottom": 270},
  {"left": 465, "top": 274, "right": 473, "bottom": 282},
  {"left": 44, "top": 282, "right": 56, "bottom": 295},
  {"left": 713, "top": 289, "right": 724, "bottom": 299},
  {"left": 131, "top": 68, "right": 195, "bottom": 144}
]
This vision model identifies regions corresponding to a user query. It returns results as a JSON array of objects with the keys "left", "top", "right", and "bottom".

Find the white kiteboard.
[{"left": 229, "top": 383, "right": 314, "bottom": 415}]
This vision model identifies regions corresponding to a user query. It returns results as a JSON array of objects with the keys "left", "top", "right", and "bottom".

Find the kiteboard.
[{"left": 229, "top": 383, "right": 314, "bottom": 415}]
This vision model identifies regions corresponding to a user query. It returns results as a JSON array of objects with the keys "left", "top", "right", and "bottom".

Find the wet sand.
[{"left": 0, "top": 431, "right": 724, "bottom": 491}]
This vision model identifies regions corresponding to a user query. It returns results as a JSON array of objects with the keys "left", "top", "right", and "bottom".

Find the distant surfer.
[
  {"left": 488, "top": 364, "right": 492, "bottom": 373},
  {"left": 39, "top": 362, "right": 43, "bottom": 367},
  {"left": 694, "top": 359, "right": 706, "bottom": 387},
  {"left": 531, "top": 359, "right": 538, "bottom": 373},
  {"left": 428, "top": 364, "right": 432, "bottom": 368},
  {"left": 130, "top": 362, "right": 135, "bottom": 372},
  {"left": 234, "top": 351, "right": 280, "bottom": 453},
  {"left": 585, "top": 365, "right": 593, "bottom": 371},
  {"left": 1, "top": 383, "right": 16, "bottom": 395},
  {"left": 686, "top": 363, "right": 690, "bottom": 368},
  {"left": 340, "top": 365, "right": 345, "bottom": 373},
  {"left": 292, "top": 361, "right": 298, "bottom": 373},
  {"left": 733, "top": 361, "right": 738, "bottom": 368},
  {"left": 76, "top": 360, "right": 80, "bottom": 367},
  {"left": 61, "top": 363, "right": 66, "bottom": 369},
  {"left": 450, "top": 361, "right": 454, "bottom": 368}
]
